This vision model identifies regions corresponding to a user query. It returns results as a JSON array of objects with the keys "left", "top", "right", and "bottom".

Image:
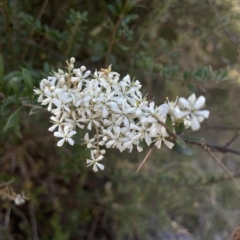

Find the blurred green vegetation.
[{"left": 1, "top": 0, "right": 240, "bottom": 239}]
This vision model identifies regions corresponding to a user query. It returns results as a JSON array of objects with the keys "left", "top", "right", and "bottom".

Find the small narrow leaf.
[
  {"left": 108, "top": 4, "right": 117, "bottom": 15},
  {"left": 4, "top": 108, "right": 22, "bottom": 132},
  {"left": 184, "top": 135, "right": 206, "bottom": 143},
  {"left": 187, "top": 84, "right": 195, "bottom": 93},
  {"left": 165, "top": 115, "right": 174, "bottom": 132},
  {"left": 22, "top": 68, "right": 33, "bottom": 91},
  {"left": 175, "top": 122, "right": 185, "bottom": 134},
  {"left": 91, "top": 55, "right": 103, "bottom": 62},
  {"left": 0, "top": 54, "right": 4, "bottom": 85},
  {"left": 8, "top": 96, "right": 22, "bottom": 105},
  {"left": 172, "top": 138, "right": 192, "bottom": 156},
  {"left": 29, "top": 107, "right": 42, "bottom": 115}
]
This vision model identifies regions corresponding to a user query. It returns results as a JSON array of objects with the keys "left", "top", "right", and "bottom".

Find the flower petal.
[
  {"left": 193, "top": 96, "right": 205, "bottom": 110},
  {"left": 178, "top": 97, "right": 190, "bottom": 110},
  {"left": 96, "top": 162, "right": 105, "bottom": 171},
  {"left": 68, "top": 138, "right": 74, "bottom": 145},
  {"left": 163, "top": 139, "right": 174, "bottom": 149},
  {"left": 54, "top": 132, "right": 64, "bottom": 138},
  {"left": 154, "top": 139, "right": 162, "bottom": 149},
  {"left": 57, "top": 139, "right": 65, "bottom": 147},
  {"left": 190, "top": 115, "right": 200, "bottom": 130},
  {"left": 195, "top": 110, "right": 210, "bottom": 118}
]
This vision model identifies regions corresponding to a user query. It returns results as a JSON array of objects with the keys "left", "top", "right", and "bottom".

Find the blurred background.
[{"left": 1, "top": 0, "right": 240, "bottom": 239}]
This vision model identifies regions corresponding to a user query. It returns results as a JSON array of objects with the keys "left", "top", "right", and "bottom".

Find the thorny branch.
[{"left": 185, "top": 139, "right": 240, "bottom": 156}]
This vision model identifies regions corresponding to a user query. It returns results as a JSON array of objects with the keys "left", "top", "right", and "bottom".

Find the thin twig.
[
  {"left": 224, "top": 131, "right": 240, "bottom": 147},
  {"left": 153, "top": 114, "right": 240, "bottom": 156},
  {"left": 208, "top": 0, "right": 240, "bottom": 47},
  {"left": 22, "top": 0, "right": 49, "bottom": 61},
  {"left": 137, "top": 146, "right": 154, "bottom": 173},
  {"left": 180, "top": 124, "right": 213, "bottom": 136},
  {"left": 206, "top": 149, "right": 239, "bottom": 189},
  {"left": 154, "top": 117, "right": 179, "bottom": 139},
  {"left": 4, "top": 207, "right": 11, "bottom": 229},
  {"left": 0, "top": 179, "right": 15, "bottom": 188},
  {"left": 29, "top": 202, "right": 38, "bottom": 240},
  {"left": 22, "top": 103, "right": 45, "bottom": 110},
  {"left": 15, "top": 38, "right": 64, "bottom": 59},
  {"left": 87, "top": 207, "right": 101, "bottom": 240},
  {"left": 185, "top": 139, "right": 240, "bottom": 156},
  {"left": 105, "top": 0, "right": 129, "bottom": 66}
]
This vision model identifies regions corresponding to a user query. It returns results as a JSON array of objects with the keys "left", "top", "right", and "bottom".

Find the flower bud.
[
  {"left": 100, "top": 149, "right": 106, "bottom": 154},
  {"left": 70, "top": 57, "right": 75, "bottom": 64},
  {"left": 103, "top": 136, "right": 108, "bottom": 141},
  {"left": 58, "top": 69, "right": 64, "bottom": 74},
  {"left": 80, "top": 66, "right": 86, "bottom": 72},
  {"left": 87, "top": 143, "right": 92, "bottom": 148},
  {"left": 99, "top": 141, "right": 105, "bottom": 146}
]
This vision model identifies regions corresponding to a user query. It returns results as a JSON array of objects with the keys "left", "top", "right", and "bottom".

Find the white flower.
[
  {"left": 14, "top": 194, "right": 25, "bottom": 205},
  {"left": 48, "top": 112, "right": 67, "bottom": 132},
  {"left": 86, "top": 150, "right": 105, "bottom": 172},
  {"left": 105, "top": 127, "right": 124, "bottom": 151},
  {"left": 52, "top": 92, "right": 72, "bottom": 114},
  {"left": 130, "top": 123, "right": 152, "bottom": 146},
  {"left": 64, "top": 111, "right": 84, "bottom": 129},
  {"left": 149, "top": 124, "right": 174, "bottom": 149},
  {"left": 84, "top": 132, "right": 95, "bottom": 148},
  {"left": 177, "top": 94, "right": 210, "bottom": 130},
  {"left": 54, "top": 126, "right": 77, "bottom": 146}
]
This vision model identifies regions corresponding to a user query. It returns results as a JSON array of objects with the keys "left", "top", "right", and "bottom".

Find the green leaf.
[
  {"left": 108, "top": 4, "right": 118, "bottom": 15},
  {"left": 172, "top": 138, "right": 192, "bottom": 156},
  {"left": 22, "top": 68, "right": 33, "bottom": 91},
  {"left": 43, "top": 62, "right": 51, "bottom": 73},
  {"left": 8, "top": 96, "right": 22, "bottom": 105},
  {"left": 29, "top": 107, "right": 42, "bottom": 115},
  {"left": 187, "top": 84, "right": 195, "bottom": 93},
  {"left": 0, "top": 105, "right": 11, "bottom": 117},
  {"left": 183, "top": 135, "right": 206, "bottom": 143},
  {"left": 0, "top": 54, "right": 4, "bottom": 86},
  {"left": 3, "top": 71, "right": 21, "bottom": 81},
  {"left": 175, "top": 122, "right": 185, "bottom": 134},
  {"left": 4, "top": 108, "right": 22, "bottom": 132},
  {"left": 91, "top": 55, "right": 103, "bottom": 62},
  {"left": 165, "top": 115, "right": 174, "bottom": 132}
]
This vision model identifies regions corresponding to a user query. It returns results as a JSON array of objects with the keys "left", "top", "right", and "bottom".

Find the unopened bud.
[
  {"left": 58, "top": 69, "right": 64, "bottom": 74},
  {"left": 100, "top": 149, "right": 106, "bottom": 154},
  {"left": 87, "top": 143, "right": 92, "bottom": 148},
  {"left": 80, "top": 66, "right": 86, "bottom": 72},
  {"left": 70, "top": 57, "right": 75, "bottom": 64},
  {"left": 103, "top": 136, "right": 108, "bottom": 141},
  {"left": 99, "top": 141, "right": 105, "bottom": 146}
]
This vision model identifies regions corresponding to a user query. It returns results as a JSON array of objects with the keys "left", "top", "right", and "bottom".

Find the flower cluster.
[{"left": 34, "top": 58, "right": 210, "bottom": 172}]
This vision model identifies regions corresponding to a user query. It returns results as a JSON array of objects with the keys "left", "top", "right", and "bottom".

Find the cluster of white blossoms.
[{"left": 34, "top": 57, "right": 210, "bottom": 172}]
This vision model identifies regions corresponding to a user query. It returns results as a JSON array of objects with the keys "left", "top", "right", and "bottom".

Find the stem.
[
  {"left": 206, "top": 149, "right": 239, "bottom": 189},
  {"left": 64, "top": 15, "right": 82, "bottom": 57},
  {"left": 137, "top": 146, "right": 154, "bottom": 173},
  {"left": 22, "top": 103, "right": 45, "bottom": 110},
  {"left": 105, "top": 0, "right": 129, "bottom": 66},
  {"left": 130, "top": 0, "right": 172, "bottom": 55},
  {"left": 21, "top": 0, "right": 49, "bottom": 61},
  {"left": 185, "top": 139, "right": 240, "bottom": 156}
]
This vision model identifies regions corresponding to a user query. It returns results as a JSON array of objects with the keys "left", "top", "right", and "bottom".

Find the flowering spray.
[{"left": 34, "top": 58, "right": 210, "bottom": 172}]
